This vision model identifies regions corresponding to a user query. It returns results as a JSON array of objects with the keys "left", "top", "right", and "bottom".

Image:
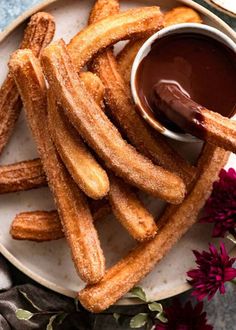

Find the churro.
[
  {"left": 11, "top": 211, "right": 63, "bottom": 242},
  {"left": 78, "top": 144, "right": 229, "bottom": 312},
  {"left": 164, "top": 6, "right": 202, "bottom": 26},
  {"left": 68, "top": 7, "right": 163, "bottom": 70},
  {"left": 88, "top": 0, "right": 119, "bottom": 24},
  {"left": 80, "top": 72, "right": 105, "bottom": 108},
  {"left": 48, "top": 90, "right": 109, "bottom": 199},
  {"left": 0, "top": 12, "right": 55, "bottom": 155},
  {"left": 117, "top": 6, "right": 202, "bottom": 87},
  {"left": 117, "top": 39, "right": 145, "bottom": 87},
  {"left": 10, "top": 199, "right": 110, "bottom": 242},
  {"left": 9, "top": 49, "right": 105, "bottom": 284},
  {"left": 109, "top": 174, "right": 157, "bottom": 241},
  {"left": 0, "top": 159, "right": 46, "bottom": 194},
  {"left": 42, "top": 40, "right": 186, "bottom": 204}
]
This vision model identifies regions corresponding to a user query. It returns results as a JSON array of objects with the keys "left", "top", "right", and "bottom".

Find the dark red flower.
[
  {"left": 200, "top": 168, "right": 236, "bottom": 237},
  {"left": 187, "top": 242, "right": 236, "bottom": 301},
  {"left": 155, "top": 300, "right": 213, "bottom": 330}
]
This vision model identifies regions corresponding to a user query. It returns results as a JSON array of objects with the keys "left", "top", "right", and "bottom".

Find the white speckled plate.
[{"left": 0, "top": 0, "right": 235, "bottom": 304}]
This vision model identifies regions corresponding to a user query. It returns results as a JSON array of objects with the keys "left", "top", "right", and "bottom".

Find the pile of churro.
[{"left": 0, "top": 0, "right": 233, "bottom": 312}]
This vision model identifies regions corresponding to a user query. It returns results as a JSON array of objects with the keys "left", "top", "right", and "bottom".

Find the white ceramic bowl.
[{"left": 131, "top": 23, "right": 236, "bottom": 143}]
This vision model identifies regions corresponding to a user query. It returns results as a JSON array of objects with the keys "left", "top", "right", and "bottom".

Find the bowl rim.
[{"left": 131, "top": 22, "right": 236, "bottom": 143}]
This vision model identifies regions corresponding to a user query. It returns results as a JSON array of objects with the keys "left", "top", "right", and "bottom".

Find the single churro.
[
  {"left": 78, "top": 144, "right": 229, "bottom": 312},
  {"left": 88, "top": 0, "right": 119, "bottom": 24},
  {"left": 9, "top": 49, "right": 105, "bottom": 284},
  {"left": 0, "top": 12, "right": 55, "bottom": 155},
  {"left": 48, "top": 90, "right": 109, "bottom": 199},
  {"left": 42, "top": 40, "right": 186, "bottom": 204},
  {"left": 109, "top": 174, "right": 157, "bottom": 241},
  {"left": 0, "top": 159, "right": 46, "bottom": 194},
  {"left": 11, "top": 211, "right": 63, "bottom": 242},
  {"left": 164, "top": 6, "right": 202, "bottom": 26},
  {"left": 10, "top": 199, "right": 110, "bottom": 242}
]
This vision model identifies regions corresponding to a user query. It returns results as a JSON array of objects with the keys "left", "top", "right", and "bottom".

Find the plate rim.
[
  {"left": 0, "top": 0, "right": 235, "bottom": 304},
  {"left": 203, "top": 0, "right": 236, "bottom": 18}
]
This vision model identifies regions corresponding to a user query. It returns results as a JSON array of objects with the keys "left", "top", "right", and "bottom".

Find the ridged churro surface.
[
  {"left": 0, "top": 159, "right": 46, "bottom": 194},
  {"left": 42, "top": 41, "right": 186, "bottom": 204},
  {"left": 68, "top": 7, "right": 164, "bottom": 70},
  {"left": 78, "top": 144, "right": 229, "bottom": 312},
  {"left": 109, "top": 174, "right": 157, "bottom": 241},
  {"left": 10, "top": 199, "right": 110, "bottom": 242},
  {"left": 0, "top": 12, "right": 55, "bottom": 155},
  {"left": 48, "top": 91, "right": 110, "bottom": 199}
]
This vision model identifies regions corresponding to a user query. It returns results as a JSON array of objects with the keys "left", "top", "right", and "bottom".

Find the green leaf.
[
  {"left": 130, "top": 287, "right": 147, "bottom": 302},
  {"left": 155, "top": 312, "right": 168, "bottom": 324},
  {"left": 15, "top": 309, "right": 34, "bottom": 321},
  {"left": 19, "top": 290, "right": 42, "bottom": 311},
  {"left": 148, "top": 302, "right": 163, "bottom": 313},
  {"left": 113, "top": 313, "right": 120, "bottom": 323},
  {"left": 130, "top": 313, "right": 148, "bottom": 328},
  {"left": 46, "top": 314, "right": 57, "bottom": 330},
  {"left": 227, "top": 234, "right": 236, "bottom": 244}
]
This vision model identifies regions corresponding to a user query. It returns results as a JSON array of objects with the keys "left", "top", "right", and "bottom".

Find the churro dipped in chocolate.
[
  {"left": 9, "top": 49, "right": 105, "bottom": 284},
  {"left": 153, "top": 83, "right": 236, "bottom": 153},
  {"left": 0, "top": 12, "right": 55, "bottom": 155}
]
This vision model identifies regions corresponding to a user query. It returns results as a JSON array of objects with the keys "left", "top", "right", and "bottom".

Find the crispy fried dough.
[
  {"left": 0, "top": 12, "right": 55, "bottom": 154},
  {"left": 78, "top": 144, "right": 229, "bottom": 312},
  {"left": 9, "top": 50, "right": 105, "bottom": 284},
  {"left": 42, "top": 40, "right": 186, "bottom": 204}
]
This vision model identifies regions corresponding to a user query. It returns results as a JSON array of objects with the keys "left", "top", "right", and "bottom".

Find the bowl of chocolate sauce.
[{"left": 131, "top": 23, "right": 236, "bottom": 142}]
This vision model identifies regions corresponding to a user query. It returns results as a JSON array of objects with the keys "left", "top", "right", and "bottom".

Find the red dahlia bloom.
[
  {"left": 200, "top": 168, "right": 236, "bottom": 238},
  {"left": 155, "top": 300, "right": 213, "bottom": 330},
  {"left": 187, "top": 242, "right": 236, "bottom": 301}
]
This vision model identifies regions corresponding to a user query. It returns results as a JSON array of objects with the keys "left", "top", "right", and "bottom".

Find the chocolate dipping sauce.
[{"left": 136, "top": 33, "right": 236, "bottom": 134}]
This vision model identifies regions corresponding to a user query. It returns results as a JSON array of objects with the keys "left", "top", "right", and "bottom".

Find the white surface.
[{"left": 0, "top": 0, "right": 235, "bottom": 303}]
